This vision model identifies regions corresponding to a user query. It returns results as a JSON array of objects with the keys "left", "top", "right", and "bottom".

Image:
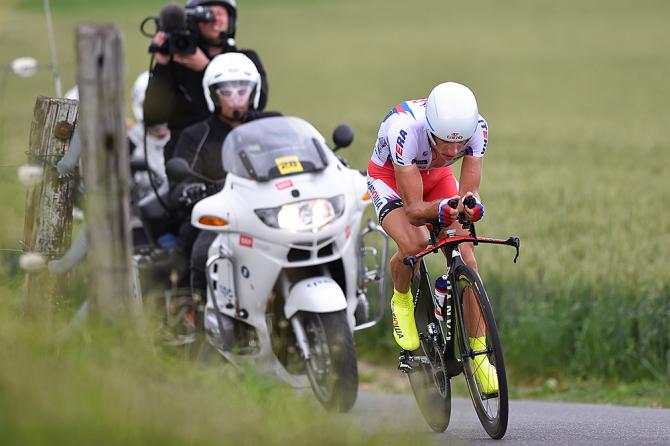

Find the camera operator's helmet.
[
  {"left": 425, "top": 82, "right": 479, "bottom": 144},
  {"left": 203, "top": 52, "right": 261, "bottom": 113},
  {"left": 130, "top": 71, "right": 150, "bottom": 123},
  {"left": 186, "top": 0, "right": 237, "bottom": 38}
]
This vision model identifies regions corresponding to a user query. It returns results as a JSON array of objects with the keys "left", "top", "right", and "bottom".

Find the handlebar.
[{"left": 403, "top": 234, "right": 521, "bottom": 269}]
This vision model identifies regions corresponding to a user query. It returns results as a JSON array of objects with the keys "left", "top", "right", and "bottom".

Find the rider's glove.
[
  {"left": 438, "top": 199, "right": 454, "bottom": 226},
  {"left": 179, "top": 182, "right": 208, "bottom": 207},
  {"left": 470, "top": 196, "right": 484, "bottom": 222}
]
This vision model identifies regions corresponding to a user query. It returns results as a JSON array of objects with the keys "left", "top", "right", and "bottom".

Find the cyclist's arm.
[
  {"left": 458, "top": 155, "right": 483, "bottom": 217},
  {"left": 395, "top": 164, "right": 441, "bottom": 226}
]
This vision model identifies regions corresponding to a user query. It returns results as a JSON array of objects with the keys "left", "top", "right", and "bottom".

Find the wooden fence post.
[
  {"left": 76, "top": 23, "right": 135, "bottom": 318},
  {"left": 22, "top": 97, "right": 78, "bottom": 313}
]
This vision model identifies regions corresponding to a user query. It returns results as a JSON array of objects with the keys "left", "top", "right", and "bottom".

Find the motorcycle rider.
[
  {"left": 168, "top": 52, "right": 280, "bottom": 329},
  {"left": 144, "top": 0, "right": 269, "bottom": 162},
  {"left": 366, "top": 82, "right": 497, "bottom": 394}
]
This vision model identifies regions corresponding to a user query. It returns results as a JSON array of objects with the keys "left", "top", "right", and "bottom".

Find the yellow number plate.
[{"left": 275, "top": 155, "right": 304, "bottom": 175}]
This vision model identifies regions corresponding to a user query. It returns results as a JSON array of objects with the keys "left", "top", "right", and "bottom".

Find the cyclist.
[{"left": 366, "top": 82, "right": 496, "bottom": 394}]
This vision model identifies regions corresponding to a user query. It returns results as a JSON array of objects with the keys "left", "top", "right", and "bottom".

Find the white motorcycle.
[{"left": 167, "top": 116, "right": 389, "bottom": 412}]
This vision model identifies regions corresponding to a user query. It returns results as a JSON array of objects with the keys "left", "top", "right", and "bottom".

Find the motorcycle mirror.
[
  {"left": 332, "top": 124, "right": 354, "bottom": 152},
  {"left": 130, "top": 157, "right": 149, "bottom": 174},
  {"left": 166, "top": 157, "right": 216, "bottom": 183},
  {"left": 165, "top": 157, "right": 192, "bottom": 182}
]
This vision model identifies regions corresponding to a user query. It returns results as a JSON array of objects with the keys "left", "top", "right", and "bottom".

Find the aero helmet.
[
  {"left": 185, "top": 0, "right": 237, "bottom": 38},
  {"left": 130, "top": 71, "right": 150, "bottom": 123},
  {"left": 202, "top": 52, "right": 261, "bottom": 113},
  {"left": 425, "top": 82, "right": 479, "bottom": 144}
]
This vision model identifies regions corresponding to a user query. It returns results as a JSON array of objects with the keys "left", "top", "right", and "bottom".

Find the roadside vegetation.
[{"left": 1, "top": 2, "right": 668, "bottom": 440}]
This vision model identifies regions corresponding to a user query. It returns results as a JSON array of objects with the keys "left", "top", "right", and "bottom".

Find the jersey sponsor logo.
[
  {"left": 375, "top": 136, "right": 389, "bottom": 157},
  {"left": 479, "top": 119, "right": 488, "bottom": 130},
  {"left": 368, "top": 182, "right": 384, "bottom": 209},
  {"left": 395, "top": 129, "right": 407, "bottom": 157},
  {"left": 416, "top": 159, "right": 428, "bottom": 165},
  {"left": 383, "top": 101, "right": 416, "bottom": 122}
]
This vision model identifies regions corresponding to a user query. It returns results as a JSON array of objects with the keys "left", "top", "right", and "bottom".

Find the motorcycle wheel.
[{"left": 302, "top": 310, "right": 358, "bottom": 412}]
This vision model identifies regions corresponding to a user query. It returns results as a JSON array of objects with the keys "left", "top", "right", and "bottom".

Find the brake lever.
[{"left": 505, "top": 236, "right": 520, "bottom": 263}]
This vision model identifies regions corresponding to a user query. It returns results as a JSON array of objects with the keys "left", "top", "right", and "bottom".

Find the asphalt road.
[{"left": 350, "top": 392, "right": 670, "bottom": 445}]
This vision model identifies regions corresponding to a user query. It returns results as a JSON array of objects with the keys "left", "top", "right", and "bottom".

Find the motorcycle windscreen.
[{"left": 222, "top": 116, "right": 330, "bottom": 182}]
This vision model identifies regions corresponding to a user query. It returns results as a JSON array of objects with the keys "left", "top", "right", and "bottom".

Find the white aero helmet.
[
  {"left": 131, "top": 71, "right": 150, "bottom": 123},
  {"left": 202, "top": 52, "right": 261, "bottom": 113},
  {"left": 425, "top": 82, "right": 479, "bottom": 144}
]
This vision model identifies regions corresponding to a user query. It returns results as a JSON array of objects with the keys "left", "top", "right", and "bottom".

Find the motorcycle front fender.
[{"left": 284, "top": 276, "right": 347, "bottom": 319}]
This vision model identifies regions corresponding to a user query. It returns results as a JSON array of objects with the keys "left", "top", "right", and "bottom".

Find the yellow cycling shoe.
[
  {"left": 391, "top": 290, "right": 420, "bottom": 351},
  {"left": 470, "top": 336, "right": 499, "bottom": 396}
]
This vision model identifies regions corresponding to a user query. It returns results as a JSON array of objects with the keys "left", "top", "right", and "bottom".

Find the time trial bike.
[{"left": 399, "top": 196, "right": 520, "bottom": 439}]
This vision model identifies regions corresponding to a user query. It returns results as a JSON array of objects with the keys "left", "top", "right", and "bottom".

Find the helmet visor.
[{"left": 213, "top": 80, "right": 255, "bottom": 107}]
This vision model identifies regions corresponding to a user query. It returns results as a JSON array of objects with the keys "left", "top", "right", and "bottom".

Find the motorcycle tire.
[{"left": 302, "top": 310, "right": 358, "bottom": 413}]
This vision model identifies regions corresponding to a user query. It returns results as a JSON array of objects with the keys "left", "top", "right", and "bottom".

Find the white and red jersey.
[{"left": 369, "top": 99, "right": 489, "bottom": 171}]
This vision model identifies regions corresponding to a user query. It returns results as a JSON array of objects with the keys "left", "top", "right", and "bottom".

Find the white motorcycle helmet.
[
  {"left": 202, "top": 52, "right": 261, "bottom": 116},
  {"left": 425, "top": 82, "right": 479, "bottom": 144},
  {"left": 131, "top": 71, "right": 150, "bottom": 123}
]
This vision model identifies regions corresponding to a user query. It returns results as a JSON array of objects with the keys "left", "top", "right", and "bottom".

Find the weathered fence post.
[
  {"left": 22, "top": 96, "right": 78, "bottom": 314},
  {"left": 76, "top": 23, "right": 135, "bottom": 318}
]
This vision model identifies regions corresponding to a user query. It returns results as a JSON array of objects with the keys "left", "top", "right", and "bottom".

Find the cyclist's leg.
[
  {"left": 458, "top": 235, "right": 498, "bottom": 393},
  {"left": 368, "top": 170, "right": 427, "bottom": 350}
]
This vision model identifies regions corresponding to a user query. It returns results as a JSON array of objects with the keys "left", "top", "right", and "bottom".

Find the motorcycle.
[{"left": 166, "top": 116, "right": 389, "bottom": 412}]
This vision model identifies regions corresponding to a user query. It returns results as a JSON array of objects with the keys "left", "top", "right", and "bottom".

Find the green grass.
[
  {"left": 0, "top": 275, "right": 416, "bottom": 445},
  {"left": 1, "top": 0, "right": 669, "bottom": 425}
]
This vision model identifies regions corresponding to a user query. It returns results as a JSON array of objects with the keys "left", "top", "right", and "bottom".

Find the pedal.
[{"left": 398, "top": 351, "right": 413, "bottom": 373}]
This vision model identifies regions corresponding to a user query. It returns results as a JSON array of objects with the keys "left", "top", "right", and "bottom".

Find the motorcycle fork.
[{"left": 205, "top": 242, "right": 236, "bottom": 350}]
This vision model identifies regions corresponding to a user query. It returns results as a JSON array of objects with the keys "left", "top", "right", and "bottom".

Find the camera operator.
[
  {"left": 167, "top": 53, "right": 280, "bottom": 331},
  {"left": 143, "top": 0, "right": 269, "bottom": 162}
]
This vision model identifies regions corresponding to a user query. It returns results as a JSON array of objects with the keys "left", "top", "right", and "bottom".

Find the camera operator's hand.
[
  {"left": 152, "top": 32, "right": 171, "bottom": 65},
  {"left": 173, "top": 47, "right": 210, "bottom": 72}
]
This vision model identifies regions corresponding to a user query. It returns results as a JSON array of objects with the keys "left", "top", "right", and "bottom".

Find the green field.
[{"left": 1, "top": 0, "right": 669, "bottom": 441}]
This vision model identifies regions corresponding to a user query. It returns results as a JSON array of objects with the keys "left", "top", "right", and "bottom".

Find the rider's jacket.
[
  {"left": 170, "top": 110, "right": 281, "bottom": 188},
  {"left": 369, "top": 99, "right": 489, "bottom": 171}
]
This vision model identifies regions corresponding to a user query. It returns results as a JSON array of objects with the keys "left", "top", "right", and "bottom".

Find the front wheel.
[
  {"left": 302, "top": 310, "right": 358, "bottom": 412},
  {"left": 454, "top": 265, "right": 508, "bottom": 439}
]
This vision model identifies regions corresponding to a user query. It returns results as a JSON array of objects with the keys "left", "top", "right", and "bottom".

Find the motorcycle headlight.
[{"left": 255, "top": 195, "right": 345, "bottom": 232}]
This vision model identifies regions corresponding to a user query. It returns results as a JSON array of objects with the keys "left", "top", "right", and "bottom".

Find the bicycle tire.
[
  {"left": 407, "top": 260, "right": 452, "bottom": 432},
  {"left": 453, "top": 264, "right": 508, "bottom": 439}
]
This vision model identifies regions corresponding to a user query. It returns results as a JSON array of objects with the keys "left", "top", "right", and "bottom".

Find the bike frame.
[{"left": 401, "top": 222, "right": 520, "bottom": 372}]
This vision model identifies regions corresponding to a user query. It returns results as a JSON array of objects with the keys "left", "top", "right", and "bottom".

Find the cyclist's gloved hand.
[
  {"left": 463, "top": 192, "right": 484, "bottom": 222},
  {"left": 438, "top": 196, "right": 460, "bottom": 226}
]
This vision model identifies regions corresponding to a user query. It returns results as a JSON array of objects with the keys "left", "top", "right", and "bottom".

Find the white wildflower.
[
  {"left": 19, "top": 252, "right": 46, "bottom": 272},
  {"left": 10, "top": 57, "right": 38, "bottom": 78},
  {"left": 17, "top": 164, "right": 44, "bottom": 187}
]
